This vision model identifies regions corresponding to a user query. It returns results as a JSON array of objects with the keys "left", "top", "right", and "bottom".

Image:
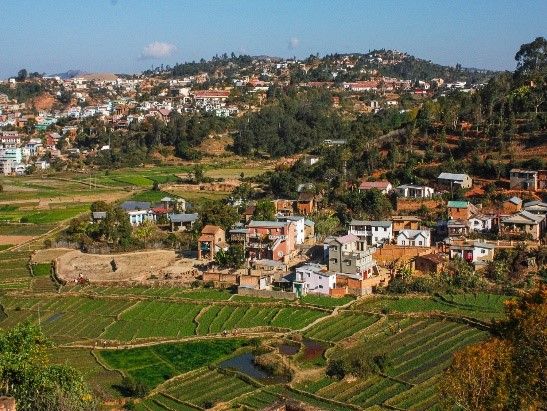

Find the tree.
[
  {"left": 442, "top": 286, "right": 547, "bottom": 410},
  {"left": 253, "top": 200, "right": 276, "bottom": 221},
  {"left": 132, "top": 220, "right": 156, "bottom": 248},
  {"left": 0, "top": 323, "right": 94, "bottom": 410},
  {"left": 16, "top": 69, "right": 28, "bottom": 82},
  {"left": 515, "top": 37, "right": 547, "bottom": 76},
  {"left": 192, "top": 164, "right": 205, "bottom": 184},
  {"left": 214, "top": 245, "right": 245, "bottom": 269}
]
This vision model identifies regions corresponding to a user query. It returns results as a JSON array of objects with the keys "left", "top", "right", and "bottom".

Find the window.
[
  {"left": 481, "top": 249, "right": 485, "bottom": 254},
  {"left": 319, "top": 285, "right": 323, "bottom": 289},
  {"left": 419, "top": 241, "right": 423, "bottom": 246},
  {"left": 307, "top": 273, "right": 310, "bottom": 278}
]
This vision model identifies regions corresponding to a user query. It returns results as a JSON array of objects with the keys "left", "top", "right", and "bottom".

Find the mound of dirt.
[{"left": 56, "top": 249, "right": 198, "bottom": 283}]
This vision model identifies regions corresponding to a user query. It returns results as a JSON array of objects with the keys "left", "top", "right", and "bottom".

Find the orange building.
[{"left": 197, "top": 225, "right": 226, "bottom": 260}]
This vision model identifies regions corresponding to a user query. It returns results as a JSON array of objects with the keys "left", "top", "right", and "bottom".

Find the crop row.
[
  {"left": 196, "top": 304, "right": 325, "bottom": 335},
  {"left": 162, "top": 368, "right": 255, "bottom": 408},
  {"left": 386, "top": 376, "right": 441, "bottom": 410},
  {"left": 305, "top": 313, "right": 379, "bottom": 342},
  {"left": 232, "top": 388, "right": 281, "bottom": 410}
]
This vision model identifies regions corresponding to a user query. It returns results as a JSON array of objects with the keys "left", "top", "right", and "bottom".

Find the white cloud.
[
  {"left": 139, "top": 42, "right": 177, "bottom": 60},
  {"left": 288, "top": 37, "right": 300, "bottom": 50}
]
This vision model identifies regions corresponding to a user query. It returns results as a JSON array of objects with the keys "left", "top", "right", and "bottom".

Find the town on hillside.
[{"left": 0, "top": 33, "right": 545, "bottom": 411}]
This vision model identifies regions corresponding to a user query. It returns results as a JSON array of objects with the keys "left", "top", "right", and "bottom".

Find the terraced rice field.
[
  {"left": 135, "top": 394, "right": 200, "bottom": 410},
  {"left": 304, "top": 312, "right": 380, "bottom": 342},
  {"left": 0, "top": 251, "right": 31, "bottom": 286},
  {"left": 101, "top": 300, "right": 203, "bottom": 341},
  {"left": 355, "top": 293, "right": 510, "bottom": 320},
  {"left": 195, "top": 305, "right": 326, "bottom": 335},
  {"left": 162, "top": 368, "right": 256, "bottom": 409}
]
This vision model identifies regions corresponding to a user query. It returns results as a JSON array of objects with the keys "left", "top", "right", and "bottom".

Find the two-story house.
[
  {"left": 437, "top": 172, "right": 472, "bottom": 189},
  {"left": 348, "top": 219, "right": 393, "bottom": 246},
  {"left": 509, "top": 169, "right": 538, "bottom": 190},
  {"left": 198, "top": 225, "right": 226, "bottom": 260},
  {"left": 500, "top": 210, "right": 545, "bottom": 240},
  {"left": 246, "top": 220, "right": 296, "bottom": 262},
  {"left": 395, "top": 184, "right": 434, "bottom": 198},
  {"left": 396, "top": 229, "right": 431, "bottom": 247},
  {"left": 326, "top": 234, "right": 377, "bottom": 278}
]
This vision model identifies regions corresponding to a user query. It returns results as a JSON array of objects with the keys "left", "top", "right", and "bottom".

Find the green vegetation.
[
  {"left": 100, "top": 339, "right": 248, "bottom": 389},
  {"left": 355, "top": 293, "right": 510, "bottom": 320},
  {"left": 305, "top": 313, "right": 379, "bottom": 342},
  {"left": 301, "top": 294, "right": 354, "bottom": 308},
  {"left": 31, "top": 262, "right": 51, "bottom": 277}
]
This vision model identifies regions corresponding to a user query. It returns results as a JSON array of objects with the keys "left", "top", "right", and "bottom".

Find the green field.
[
  {"left": 301, "top": 294, "right": 355, "bottom": 308},
  {"left": 0, "top": 223, "right": 55, "bottom": 236},
  {"left": 304, "top": 312, "right": 380, "bottom": 342},
  {"left": 99, "top": 339, "right": 248, "bottom": 389},
  {"left": 355, "top": 293, "right": 510, "bottom": 320}
]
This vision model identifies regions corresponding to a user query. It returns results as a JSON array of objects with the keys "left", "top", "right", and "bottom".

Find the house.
[
  {"left": 447, "top": 219, "right": 469, "bottom": 237},
  {"left": 296, "top": 192, "right": 316, "bottom": 215},
  {"left": 293, "top": 264, "right": 336, "bottom": 296},
  {"left": 121, "top": 201, "right": 151, "bottom": 212},
  {"left": 91, "top": 211, "right": 107, "bottom": 223},
  {"left": 509, "top": 169, "right": 538, "bottom": 190},
  {"left": 391, "top": 216, "right": 421, "bottom": 236},
  {"left": 447, "top": 201, "right": 478, "bottom": 220},
  {"left": 502, "top": 197, "right": 522, "bottom": 214},
  {"left": 198, "top": 225, "right": 226, "bottom": 260},
  {"left": 246, "top": 220, "right": 295, "bottom": 262},
  {"left": 468, "top": 214, "right": 495, "bottom": 233},
  {"left": 396, "top": 229, "right": 431, "bottom": 247},
  {"left": 500, "top": 210, "right": 545, "bottom": 240},
  {"left": 273, "top": 199, "right": 294, "bottom": 216},
  {"left": 414, "top": 253, "right": 447, "bottom": 274},
  {"left": 348, "top": 219, "right": 392, "bottom": 246},
  {"left": 449, "top": 241, "right": 495, "bottom": 265},
  {"left": 167, "top": 213, "right": 199, "bottom": 232},
  {"left": 277, "top": 215, "right": 305, "bottom": 245},
  {"left": 127, "top": 209, "right": 156, "bottom": 226},
  {"left": 395, "top": 184, "right": 434, "bottom": 199},
  {"left": 358, "top": 180, "right": 392, "bottom": 194},
  {"left": 437, "top": 172, "right": 472, "bottom": 189},
  {"left": 326, "top": 234, "right": 378, "bottom": 278},
  {"left": 523, "top": 201, "right": 547, "bottom": 216}
]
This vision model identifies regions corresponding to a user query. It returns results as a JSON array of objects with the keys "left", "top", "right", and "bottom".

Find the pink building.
[{"left": 246, "top": 220, "right": 295, "bottom": 262}]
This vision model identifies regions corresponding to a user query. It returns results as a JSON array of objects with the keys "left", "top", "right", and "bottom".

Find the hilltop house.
[
  {"left": 395, "top": 184, "right": 434, "bottom": 199},
  {"left": 293, "top": 264, "right": 336, "bottom": 296},
  {"left": 437, "top": 172, "right": 472, "bottom": 189},
  {"left": 502, "top": 197, "right": 522, "bottom": 214}
]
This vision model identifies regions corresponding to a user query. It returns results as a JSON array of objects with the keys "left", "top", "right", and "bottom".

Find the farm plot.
[
  {"left": 139, "top": 394, "right": 200, "bottom": 411},
  {"left": 161, "top": 368, "right": 257, "bottom": 409},
  {"left": 196, "top": 305, "right": 326, "bottom": 335},
  {"left": 301, "top": 294, "right": 355, "bottom": 308},
  {"left": 0, "top": 295, "right": 134, "bottom": 343},
  {"left": 314, "top": 374, "right": 409, "bottom": 408},
  {"left": 99, "top": 339, "right": 248, "bottom": 389},
  {"left": 0, "top": 251, "right": 31, "bottom": 281},
  {"left": 385, "top": 376, "right": 441, "bottom": 410},
  {"left": 268, "top": 386, "right": 356, "bottom": 411},
  {"left": 0, "top": 223, "right": 55, "bottom": 236},
  {"left": 101, "top": 300, "right": 203, "bottom": 341},
  {"left": 231, "top": 388, "right": 281, "bottom": 410},
  {"left": 304, "top": 312, "right": 380, "bottom": 342}
]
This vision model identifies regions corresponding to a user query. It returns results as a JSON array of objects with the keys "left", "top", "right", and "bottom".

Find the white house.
[
  {"left": 127, "top": 210, "right": 156, "bottom": 226},
  {"left": 395, "top": 184, "right": 434, "bottom": 199},
  {"left": 396, "top": 229, "right": 431, "bottom": 247},
  {"left": 293, "top": 263, "right": 336, "bottom": 296},
  {"left": 348, "top": 219, "right": 392, "bottom": 246},
  {"left": 468, "top": 214, "right": 495, "bottom": 233},
  {"left": 449, "top": 241, "right": 495, "bottom": 265},
  {"left": 277, "top": 215, "right": 305, "bottom": 245}
]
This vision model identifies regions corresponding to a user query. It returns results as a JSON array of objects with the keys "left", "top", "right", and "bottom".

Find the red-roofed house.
[{"left": 358, "top": 180, "right": 392, "bottom": 194}]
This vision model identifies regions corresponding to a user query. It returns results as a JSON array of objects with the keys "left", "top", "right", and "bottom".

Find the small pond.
[
  {"left": 219, "top": 352, "right": 289, "bottom": 384},
  {"left": 278, "top": 342, "right": 300, "bottom": 356},
  {"left": 302, "top": 338, "right": 326, "bottom": 360}
]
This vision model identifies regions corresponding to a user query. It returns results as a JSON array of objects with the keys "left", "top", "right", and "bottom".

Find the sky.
[{"left": 0, "top": 0, "right": 546, "bottom": 78}]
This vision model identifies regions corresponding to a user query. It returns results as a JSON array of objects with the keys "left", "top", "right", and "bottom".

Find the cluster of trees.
[
  {"left": 233, "top": 88, "right": 345, "bottom": 157},
  {"left": 441, "top": 286, "right": 546, "bottom": 410},
  {"left": 0, "top": 323, "right": 93, "bottom": 410}
]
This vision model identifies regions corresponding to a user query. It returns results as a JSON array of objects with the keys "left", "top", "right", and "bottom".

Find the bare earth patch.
[
  {"left": 56, "top": 249, "right": 198, "bottom": 283},
  {"left": 31, "top": 248, "right": 74, "bottom": 263},
  {"left": 0, "top": 235, "right": 34, "bottom": 245}
]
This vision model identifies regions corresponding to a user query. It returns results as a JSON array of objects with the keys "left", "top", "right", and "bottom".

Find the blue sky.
[{"left": 0, "top": 0, "right": 545, "bottom": 78}]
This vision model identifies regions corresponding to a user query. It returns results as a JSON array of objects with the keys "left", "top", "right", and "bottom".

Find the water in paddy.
[
  {"left": 278, "top": 342, "right": 300, "bottom": 356},
  {"left": 219, "top": 352, "right": 288, "bottom": 384}
]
